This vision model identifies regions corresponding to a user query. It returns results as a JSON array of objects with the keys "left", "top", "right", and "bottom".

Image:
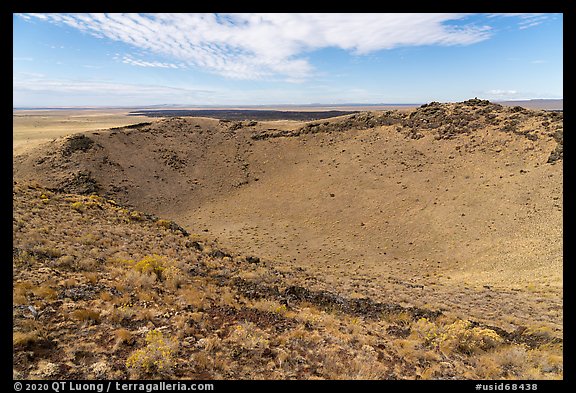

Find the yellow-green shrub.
[
  {"left": 70, "top": 200, "right": 101, "bottom": 212},
  {"left": 125, "top": 330, "right": 178, "bottom": 375},
  {"left": 133, "top": 254, "right": 166, "bottom": 277},
  {"left": 412, "top": 318, "right": 503, "bottom": 356}
]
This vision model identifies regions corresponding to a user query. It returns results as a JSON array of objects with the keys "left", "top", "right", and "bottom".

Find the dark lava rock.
[
  {"left": 59, "top": 284, "right": 107, "bottom": 301},
  {"left": 386, "top": 325, "right": 411, "bottom": 338},
  {"left": 56, "top": 171, "right": 100, "bottom": 195},
  {"left": 62, "top": 135, "right": 94, "bottom": 157},
  {"left": 185, "top": 240, "right": 204, "bottom": 251},
  {"left": 547, "top": 144, "right": 563, "bottom": 164},
  {"left": 283, "top": 285, "right": 441, "bottom": 320},
  {"left": 547, "top": 128, "right": 563, "bottom": 164},
  {"left": 246, "top": 256, "right": 260, "bottom": 264},
  {"left": 232, "top": 277, "right": 281, "bottom": 300},
  {"left": 210, "top": 249, "right": 232, "bottom": 259},
  {"left": 159, "top": 220, "right": 190, "bottom": 236},
  {"left": 462, "top": 98, "right": 492, "bottom": 106}
]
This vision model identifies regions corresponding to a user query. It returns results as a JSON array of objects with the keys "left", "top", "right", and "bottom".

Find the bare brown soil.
[{"left": 13, "top": 99, "right": 563, "bottom": 380}]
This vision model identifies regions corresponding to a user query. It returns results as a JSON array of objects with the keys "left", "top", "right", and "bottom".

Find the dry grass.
[
  {"left": 13, "top": 331, "right": 41, "bottom": 347},
  {"left": 70, "top": 309, "right": 101, "bottom": 324},
  {"left": 114, "top": 328, "right": 134, "bottom": 347}
]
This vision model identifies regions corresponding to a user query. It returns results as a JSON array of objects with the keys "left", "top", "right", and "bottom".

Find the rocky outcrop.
[{"left": 251, "top": 100, "right": 563, "bottom": 159}]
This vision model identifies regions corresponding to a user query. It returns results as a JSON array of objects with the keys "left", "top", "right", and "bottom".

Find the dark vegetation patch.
[
  {"left": 109, "top": 122, "right": 152, "bottom": 131},
  {"left": 61, "top": 135, "right": 94, "bottom": 157},
  {"left": 129, "top": 109, "right": 358, "bottom": 121}
]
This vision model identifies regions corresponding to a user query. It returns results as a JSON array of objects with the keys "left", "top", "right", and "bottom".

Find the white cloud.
[
  {"left": 485, "top": 89, "right": 518, "bottom": 96},
  {"left": 120, "top": 55, "right": 182, "bottom": 69},
  {"left": 14, "top": 78, "right": 175, "bottom": 94},
  {"left": 517, "top": 14, "right": 551, "bottom": 30},
  {"left": 19, "top": 13, "right": 497, "bottom": 81},
  {"left": 18, "top": 13, "right": 47, "bottom": 21},
  {"left": 12, "top": 76, "right": 218, "bottom": 106},
  {"left": 488, "top": 13, "right": 554, "bottom": 30}
]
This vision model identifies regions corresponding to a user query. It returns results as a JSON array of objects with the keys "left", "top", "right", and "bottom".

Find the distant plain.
[{"left": 12, "top": 100, "right": 560, "bottom": 156}]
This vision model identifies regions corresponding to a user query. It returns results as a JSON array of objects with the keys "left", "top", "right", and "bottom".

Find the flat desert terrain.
[
  {"left": 13, "top": 109, "right": 154, "bottom": 155},
  {"left": 13, "top": 105, "right": 419, "bottom": 155}
]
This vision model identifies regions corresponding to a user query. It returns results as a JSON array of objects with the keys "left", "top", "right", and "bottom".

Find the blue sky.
[{"left": 13, "top": 13, "right": 563, "bottom": 107}]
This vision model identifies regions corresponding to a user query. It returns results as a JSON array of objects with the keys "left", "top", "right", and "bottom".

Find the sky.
[{"left": 13, "top": 13, "right": 563, "bottom": 107}]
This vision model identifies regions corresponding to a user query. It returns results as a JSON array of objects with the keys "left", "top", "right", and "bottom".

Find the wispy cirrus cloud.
[
  {"left": 516, "top": 14, "right": 552, "bottom": 30},
  {"left": 12, "top": 76, "right": 218, "bottom": 106},
  {"left": 488, "top": 13, "right": 554, "bottom": 30},
  {"left": 119, "top": 55, "right": 183, "bottom": 69},
  {"left": 18, "top": 13, "right": 501, "bottom": 81}
]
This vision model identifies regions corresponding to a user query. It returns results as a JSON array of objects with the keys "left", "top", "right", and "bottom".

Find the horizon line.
[{"left": 12, "top": 98, "right": 564, "bottom": 111}]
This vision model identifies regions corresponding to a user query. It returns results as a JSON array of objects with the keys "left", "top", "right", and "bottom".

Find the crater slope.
[{"left": 13, "top": 99, "right": 563, "bottom": 334}]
